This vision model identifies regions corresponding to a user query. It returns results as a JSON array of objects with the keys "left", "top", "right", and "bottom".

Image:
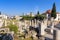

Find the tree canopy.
[
  {"left": 51, "top": 2, "right": 56, "bottom": 19},
  {"left": 21, "top": 11, "right": 46, "bottom": 20},
  {"left": 34, "top": 11, "right": 46, "bottom": 20},
  {"left": 34, "top": 14, "right": 46, "bottom": 20},
  {"left": 22, "top": 15, "right": 34, "bottom": 20}
]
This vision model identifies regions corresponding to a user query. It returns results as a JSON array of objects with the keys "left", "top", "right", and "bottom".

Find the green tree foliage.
[
  {"left": 34, "top": 11, "right": 46, "bottom": 20},
  {"left": 22, "top": 11, "right": 46, "bottom": 20},
  {"left": 22, "top": 15, "right": 34, "bottom": 20},
  {"left": 51, "top": 2, "right": 56, "bottom": 19},
  {"left": 8, "top": 24, "right": 18, "bottom": 33},
  {"left": 37, "top": 11, "right": 40, "bottom": 15},
  {"left": 35, "top": 14, "right": 46, "bottom": 20}
]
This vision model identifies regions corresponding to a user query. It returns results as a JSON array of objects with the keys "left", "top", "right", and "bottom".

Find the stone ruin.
[{"left": 0, "top": 28, "right": 14, "bottom": 40}]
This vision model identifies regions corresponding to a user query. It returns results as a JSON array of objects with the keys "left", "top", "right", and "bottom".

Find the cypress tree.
[
  {"left": 37, "top": 11, "right": 40, "bottom": 15},
  {"left": 51, "top": 2, "right": 56, "bottom": 19},
  {"left": 0, "top": 11, "right": 1, "bottom": 15}
]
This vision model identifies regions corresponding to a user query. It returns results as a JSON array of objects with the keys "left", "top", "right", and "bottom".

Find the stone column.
[
  {"left": 46, "top": 14, "right": 48, "bottom": 19},
  {"left": 24, "top": 20, "right": 26, "bottom": 29},
  {"left": 53, "top": 30, "right": 56, "bottom": 40},
  {"left": 40, "top": 21, "right": 47, "bottom": 36},
  {"left": 34, "top": 19, "right": 37, "bottom": 27},
  {"left": 32, "top": 20, "right": 34, "bottom": 27},
  {"left": 30, "top": 20, "right": 31, "bottom": 26},
  {"left": 4, "top": 20, "right": 7, "bottom": 26},
  {"left": 51, "top": 17, "right": 54, "bottom": 34},
  {"left": 53, "top": 30, "right": 60, "bottom": 40},
  {"left": 38, "top": 20, "right": 47, "bottom": 36}
]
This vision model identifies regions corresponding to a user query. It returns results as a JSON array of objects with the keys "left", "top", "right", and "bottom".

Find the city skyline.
[{"left": 0, "top": 0, "right": 60, "bottom": 16}]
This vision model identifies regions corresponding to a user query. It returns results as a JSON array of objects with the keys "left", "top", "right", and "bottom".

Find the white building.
[
  {"left": 0, "top": 14, "right": 8, "bottom": 28},
  {"left": 0, "top": 19, "right": 4, "bottom": 28},
  {"left": 14, "top": 15, "right": 22, "bottom": 20},
  {"left": 0, "top": 15, "right": 8, "bottom": 19},
  {"left": 54, "top": 13, "right": 60, "bottom": 21},
  {"left": 47, "top": 12, "right": 60, "bottom": 21},
  {"left": 45, "top": 10, "right": 60, "bottom": 21},
  {"left": 26, "top": 12, "right": 35, "bottom": 17}
]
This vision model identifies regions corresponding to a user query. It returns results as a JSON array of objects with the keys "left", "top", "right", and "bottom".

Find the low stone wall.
[{"left": 0, "top": 33, "right": 13, "bottom": 40}]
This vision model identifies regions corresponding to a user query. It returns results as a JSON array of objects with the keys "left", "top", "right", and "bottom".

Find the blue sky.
[{"left": 0, "top": 0, "right": 60, "bottom": 16}]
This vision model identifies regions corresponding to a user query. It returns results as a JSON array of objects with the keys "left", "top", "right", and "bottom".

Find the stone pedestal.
[{"left": 53, "top": 30, "right": 60, "bottom": 40}]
